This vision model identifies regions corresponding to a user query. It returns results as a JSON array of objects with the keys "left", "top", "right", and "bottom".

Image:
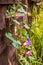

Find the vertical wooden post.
[{"left": 0, "top": 1, "right": 17, "bottom": 65}]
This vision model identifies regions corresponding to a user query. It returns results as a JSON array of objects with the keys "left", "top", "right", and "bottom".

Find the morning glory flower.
[
  {"left": 23, "top": 38, "right": 32, "bottom": 46},
  {"left": 28, "top": 38, "right": 32, "bottom": 46},
  {"left": 26, "top": 50, "right": 32, "bottom": 56}
]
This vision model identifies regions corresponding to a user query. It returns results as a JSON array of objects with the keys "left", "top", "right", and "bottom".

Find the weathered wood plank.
[
  {"left": 0, "top": 0, "right": 14, "bottom": 4},
  {"left": 0, "top": 6, "right": 7, "bottom": 30},
  {"left": 0, "top": 48, "right": 9, "bottom": 65},
  {"left": 0, "top": 0, "right": 16, "bottom": 65}
]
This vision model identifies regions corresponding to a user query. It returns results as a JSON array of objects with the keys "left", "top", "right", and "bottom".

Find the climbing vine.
[{"left": 5, "top": 0, "right": 43, "bottom": 65}]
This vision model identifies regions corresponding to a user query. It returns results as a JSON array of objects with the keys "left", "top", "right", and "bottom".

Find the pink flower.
[
  {"left": 26, "top": 50, "right": 32, "bottom": 56},
  {"left": 23, "top": 38, "right": 32, "bottom": 46},
  {"left": 23, "top": 41, "right": 28, "bottom": 46}
]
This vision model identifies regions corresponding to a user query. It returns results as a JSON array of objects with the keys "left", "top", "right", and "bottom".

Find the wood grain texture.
[
  {"left": 0, "top": 0, "right": 14, "bottom": 4},
  {"left": 0, "top": 6, "right": 7, "bottom": 30}
]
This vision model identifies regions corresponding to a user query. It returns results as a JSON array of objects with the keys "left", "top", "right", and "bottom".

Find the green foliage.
[
  {"left": 13, "top": 19, "right": 20, "bottom": 25},
  {"left": 5, "top": 32, "right": 21, "bottom": 48},
  {"left": 5, "top": 0, "right": 43, "bottom": 65},
  {"left": 32, "top": 5, "right": 38, "bottom": 18},
  {"left": 18, "top": 7, "right": 27, "bottom": 14},
  {"left": 17, "top": 28, "right": 29, "bottom": 42},
  {"left": 24, "top": 23, "right": 30, "bottom": 30},
  {"left": 18, "top": 55, "right": 29, "bottom": 65},
  {"left": 7, "top": 9, "right": 16, "bottom": 16},
  {"left": 30, "top": 3, "right": 43, "bottom": 64}
]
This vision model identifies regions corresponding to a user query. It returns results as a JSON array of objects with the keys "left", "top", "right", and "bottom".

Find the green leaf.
[
  {"left": 22, "top": 29, "right": 28, "bottom": 38},
  {"left": 19, "top": 55, "right": 30, "bottom": 65},
  {"left": 5, "top": 32, "right": 14, "bottom": 42},
  {"left": 26, "top": 47, "right": 31, "bottom": 50},
  {"left": 18, "top": 7, "right": 27, "bottom": 14},
  {"left": 19, "top": 2, "right": 28, "bottom": 8},
  {"left": 9, "top": 5, "right": 16, "bottom": 10},
  {"left": 17, "top": 41, "right": 21, "bottom": 45},
  {"left": 5, "top": 32, "right": 21, "bottom": 48},
  {"left": 5, "top": 32, "right": 12, "bottom": 37},
  {"left": 7, "top": 9, "right": 16, "bottom": 16},
  {"left": 31, "top": 29, "right": 34, "bottom": 34},
  {"left": 23, "top": 4, "right": 28, "bottom": 8},
  {"left": 29, "top": 56, "right": 35, "bottom": 62},
  {"left": 19, "top": 55, "right": 25, "bottom": 61},
  {"left": 20, "top": 49, "right": 25, "bottom": 53},
  {"left": 13, "top": 20, "right": 20, "bottom": 25},
  {"left": 12, "top": 5, "right": 16, "bottom": 10},
  {"left": 22, "top": 29, "right": 27, "bottom": 35},
  {"left": 12, "top": 42, "right": 20, "bottom": 48},
  {"left": 24, "top": 24, "right": 30, "bottom": 29},
  {"left": 12, "top": 40, "right": 21, "bottom": 48}
]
